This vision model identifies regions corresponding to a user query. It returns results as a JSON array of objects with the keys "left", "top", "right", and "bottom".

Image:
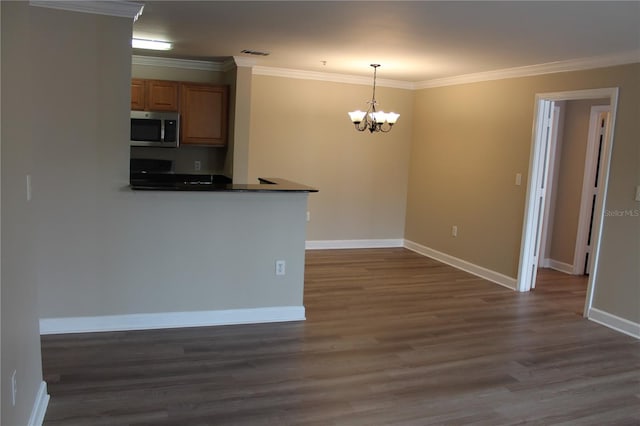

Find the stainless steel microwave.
[{"left": 130, "top": 111, "right": 180, "bottom": 148}]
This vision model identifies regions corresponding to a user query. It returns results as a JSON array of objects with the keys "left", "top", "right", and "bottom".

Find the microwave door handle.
[{"left": 160, "top": 120, "right": 165, "bottom": 142}]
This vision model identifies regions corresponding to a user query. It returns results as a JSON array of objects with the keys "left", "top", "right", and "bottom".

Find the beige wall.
[
  {"left": 406, "top": 64, "right": 640, "bottom": 323},
  {"left": 222, "top": 67, "right": 238, "bottom": 178},
  {"left": 249, "top": 75, "right": 413, "bottom": 240},
  {"left": 549, "top": 99, "right": 609, "bottom": 266},
  {"left": 1, "top": 3, "right": 45, "bottom": 425},
  {"left": 406, "top": 79, "right": 532, "bottom": 276},
  {"left": 231, "top": 66, "right": 253, "bottom": 183},
  {"left": 589, "top": 66, "right": 639, "bottom": 323}
]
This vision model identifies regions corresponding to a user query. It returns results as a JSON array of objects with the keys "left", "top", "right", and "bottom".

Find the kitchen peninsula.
[{"left": 40, "top": 175, "right": 318, "bottom": 335}]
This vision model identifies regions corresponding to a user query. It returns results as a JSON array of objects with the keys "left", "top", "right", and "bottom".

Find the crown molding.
[
  {"left": 415, "top": 50, "right": 640, "bottom": 89},
  {"left": 132, "top": 55, "right": 224, "bottom": 72},
  {"left": 132, "top": 55, "right": 248, "bottom": 73},
  {"left": 29, "top": 1, "right": 144, "bottom": 21},
  {"left": 253, "top": 50, "right": 639, "bottom": 90},
  {"left": 233, "top": 56, "right": 258, "bottom": 68},
  {"left": 133, "top": 50, "right": 639, "bottom": 89},
  {"left": 252, "top": 66, "right": 415, "bottom": 90},
  {"left": 221, "top": 59, "right": 237, "bottom": 73}
]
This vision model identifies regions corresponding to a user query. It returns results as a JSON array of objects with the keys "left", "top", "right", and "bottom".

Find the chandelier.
[{"left": 348, "top": 64, "right": 400, "bottom": 133}]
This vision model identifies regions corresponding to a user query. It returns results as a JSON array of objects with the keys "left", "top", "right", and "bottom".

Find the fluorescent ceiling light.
[{"left": 132, "top": 38, "right": 172, "bottom": 50}]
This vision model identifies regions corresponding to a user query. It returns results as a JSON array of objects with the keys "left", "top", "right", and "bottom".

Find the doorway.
[
  {"left": 539, "top": 101, "right": 611, "bottom": 276},
  {"left": 516, "top": 88, "right": 619, "bottom": 318},
  {"left": 573, "top": 105, "right": 611, "bottom": 276}
]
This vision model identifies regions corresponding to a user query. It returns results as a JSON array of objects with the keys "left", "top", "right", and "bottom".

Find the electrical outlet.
[
  {"left": 275, "top": 260, "right": 286, "bottom": 276},
  {"left": 194, "top": 161, "right": 201, "bottom": 171},
  {"left": 636, "top": 185, "right": 640, "bottom": 201},
  {"left": 452, "top": 225, "right": 458, "bottom": 237},
  {"left": 11, "top": 370, "right": 17, "bottom": 406}
]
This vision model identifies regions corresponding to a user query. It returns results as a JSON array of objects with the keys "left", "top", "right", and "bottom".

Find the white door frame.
[
  {"left": 516, "top": 88, "right": 619, "bottom": 317},
  {"left": 538, "top": 105, "right": 562, "bottom": 268},
  {"left": 573, "top": 105, "right": 611, "bottom": 275},
  {"left": 520, "top": 98, "right": 555, "bottom": 290}
]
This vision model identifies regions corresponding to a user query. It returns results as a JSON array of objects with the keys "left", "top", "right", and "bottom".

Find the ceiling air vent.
[{"left": 241, "top": 49, "right": 270, "bottom": 56}]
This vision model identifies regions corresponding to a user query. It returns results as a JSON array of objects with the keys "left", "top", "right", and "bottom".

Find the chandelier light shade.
[{"left": 348, "top": 64, "right": 400, "bottom": 133}]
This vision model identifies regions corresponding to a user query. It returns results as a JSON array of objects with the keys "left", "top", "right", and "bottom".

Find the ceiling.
[{"left": 132, "top": 1, "right": 640, "bottom": 83}]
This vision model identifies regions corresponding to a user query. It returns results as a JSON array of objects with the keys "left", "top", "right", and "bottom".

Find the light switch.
[
  {"left": 26, "top": 174, "right": 32, "bottom": 201},
  {"left": 515, "top": 173, "right": 522, "bottom": 186}
]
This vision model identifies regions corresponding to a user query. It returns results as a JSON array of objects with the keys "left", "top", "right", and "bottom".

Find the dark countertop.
[
  {"left": 130, "top": 177, "right": 318, "bottom": 193},
  {"left": 130, "top": 172, "right": 233, "bottom": 185}
]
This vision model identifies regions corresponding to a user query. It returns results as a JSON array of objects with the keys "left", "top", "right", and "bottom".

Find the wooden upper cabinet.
[
  {"left": 130, "top": 79, "right": 147, "bottom": 111},
  {"left": 147, "top": 80, "right": 179, "bottom": 111},
  {"left": 180, "top": 83, "right": 229, "bottom": 147},
  {"left": 130, "top": 79, "right": 179, "bottom": 112}
]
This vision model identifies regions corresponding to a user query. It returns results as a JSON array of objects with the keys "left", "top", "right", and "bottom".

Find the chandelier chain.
[
  {"left": 370, "top": 64, "right": 379, "bottom": 106},
  {"left": 347, "top": 64, "right": 399, "bottom": 133}
]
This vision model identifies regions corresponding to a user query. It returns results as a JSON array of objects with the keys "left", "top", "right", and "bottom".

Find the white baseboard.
[
  {"left": 404, "top": 240, "right": 517, "bottom": 290},
  {"left": 40, "top": 306, "right": 305, "bottom": 335},
  {"left": 306, "top": 239, "right": 404, "bottom": 249},
  {"left": 588, "top": 308, "right": 640, "bottom": 339},
  {"left": 546, "top": 258, "right": 575, "bottom": 274},
  {"left": 28, "top": 381, "right": 49, "bottom": 426}
]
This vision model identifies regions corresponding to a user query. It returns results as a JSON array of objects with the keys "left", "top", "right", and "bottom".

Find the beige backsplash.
[{"left": 130, "top": 145, "right": 228, "bottom": 174}]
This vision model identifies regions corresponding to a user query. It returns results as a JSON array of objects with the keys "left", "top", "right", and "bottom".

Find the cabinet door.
[
  {"left": 147, "top": 80, "right": 179, "bottom": 111},
  {"left": 180, "top": 83, "right": 228, "bottom": 146},
  {"left": 130, "top": 79, "right": 146, "bottom": 111}
]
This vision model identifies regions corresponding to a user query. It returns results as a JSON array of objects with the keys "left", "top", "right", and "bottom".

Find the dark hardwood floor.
[
  {"left": 533, "top": 267, "right": 589, "bottom": 316},
  {"left": 41, "top": 248, "right": 639, "bottom": 425}
]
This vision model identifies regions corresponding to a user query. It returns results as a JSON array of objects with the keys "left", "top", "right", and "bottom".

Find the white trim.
[
  {"left": 132, "top": 55, "right": 223, "bottom": 72},
  {"left": 516, "top": 87, "right": 619, "bottom": 311},
  {"left": 221, "top": 58, "right": 237, "bottom": 72},
  {"left": 133, "top": 56, "right": 253, "bottom": 73},
  {"left": 538, "top": 106, "right": 562, "bottom": 267},
  {"left": 28, "top": 381, "right": 49, "bottom": 426},
  {"left": 517, "top": 98, "right": 554, "bottom": 292},
  {"left": 588, "top": 308, "right": 640, "bottom": 339},
  {"left": 305, "top": 239, "right": 405, "bottom": 250},
  {"left": 582, "top": 90, "right": 618, "bottom": 316},
  {"left": 573, "top": 105, "right": 611, "bottom": 275},
  {"left": 253, "top": 66, "right": 415, "bottom": 90},
  {"left": 415, "top": 50, "right": 640, "bottom": 89},
  {"left": 29, "top": 1, "right": 144, "bottom": 21},
  {"left": 404, "top": 240, "right": 517, "bottom": 290},
  {"left": 233, "top": 56, "right": 258, "bottom": 68},
  {"left": 131, "top": 51, "right": 638, "bottom": 89},
  {"left": 547, "top": 259, "right": 575, "bottom": 275},
  {"left": 40, "top": 306, "right": 305, "bottom": 335},
  {"left": 531, "top": 87, "right": 619, "bottom": 102}
]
